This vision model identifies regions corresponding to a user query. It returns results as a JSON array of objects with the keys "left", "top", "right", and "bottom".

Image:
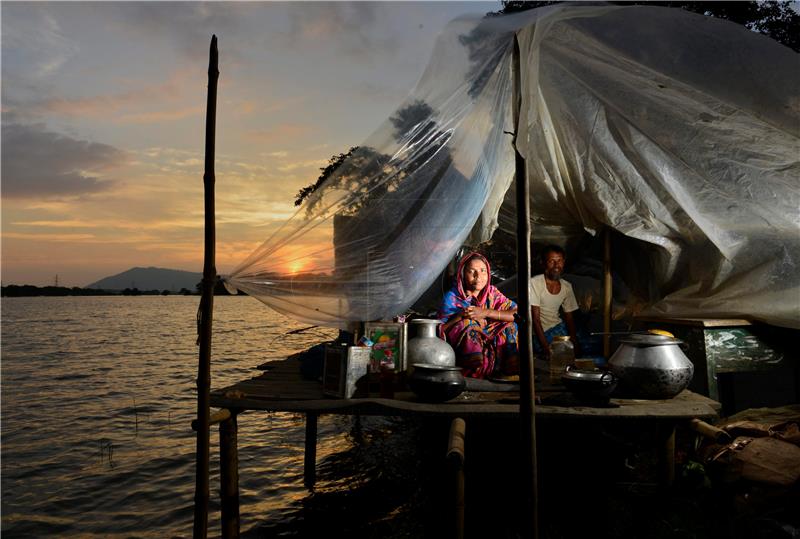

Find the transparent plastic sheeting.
[{"left": 226, "top": 5, "right": 800, "bottom": 329}]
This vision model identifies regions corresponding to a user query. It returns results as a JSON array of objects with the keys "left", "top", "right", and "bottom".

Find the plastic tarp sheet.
[{"left": 226, "top": 4, "right": 800, "bottom": 329}]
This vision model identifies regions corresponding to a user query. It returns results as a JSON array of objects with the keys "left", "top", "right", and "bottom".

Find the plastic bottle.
[{"left": 549, "top": 336, "right": 575, "bottom": 384}]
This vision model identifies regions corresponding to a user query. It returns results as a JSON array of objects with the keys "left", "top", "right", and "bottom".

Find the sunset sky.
[{"left": 1, "top": 1, "right": 496, "bottom": 287}]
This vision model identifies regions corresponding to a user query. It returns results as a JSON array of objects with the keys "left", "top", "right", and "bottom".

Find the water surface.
[{"left": 2, "top": 296, "right": 434, "bottom": 537}]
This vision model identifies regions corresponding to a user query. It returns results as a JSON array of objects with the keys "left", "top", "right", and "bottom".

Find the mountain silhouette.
[{"left": 86, "top": 267, "right": 202, "bottom": 291}]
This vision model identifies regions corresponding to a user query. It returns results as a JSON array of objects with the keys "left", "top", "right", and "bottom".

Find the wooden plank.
[{"left": 210, "top": 390, "right": 719, "bottom": 420}]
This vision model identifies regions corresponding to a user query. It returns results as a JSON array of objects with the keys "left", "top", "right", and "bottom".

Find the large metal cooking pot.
[{"left": 608, "top": 334, "right": 694, "bottom": 399}]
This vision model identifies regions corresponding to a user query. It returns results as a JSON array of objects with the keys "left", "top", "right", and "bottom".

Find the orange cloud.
[
  {"left": 2, "top": 232, "right": 96, "bottom": 241},
  {"left": 30, "top": 68, "right": 197, "bottom": 118},
  {"left": 245, "top": 123, "right": 311, "bottom": 143},
  {"left": 117, "top": 106, "right": 204, "bottom": 124}
]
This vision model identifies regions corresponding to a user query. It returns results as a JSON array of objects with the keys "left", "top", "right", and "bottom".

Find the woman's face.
[{"left": 462, "top": 258, "right": 488, "bottom": 293}]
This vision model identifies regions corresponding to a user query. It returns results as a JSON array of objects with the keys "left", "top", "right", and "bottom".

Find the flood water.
[
  {"left": 1, "top": 296, "right": 450, "bottom": 538},
  {"left": 3, "top": 296, "right": 758, "bottom": 539}
]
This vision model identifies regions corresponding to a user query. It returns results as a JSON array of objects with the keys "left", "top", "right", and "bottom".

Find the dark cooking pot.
[
  {"left": 561, "top": 367, "right": 618, "bottom": 404},
  {"left": 608, "top": 334, "right": 694, "bottom": 399},
  {"left": 408, "top": 363, "right": 465, "bottom": 402}
]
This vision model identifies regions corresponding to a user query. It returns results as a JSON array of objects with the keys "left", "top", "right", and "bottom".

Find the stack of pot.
[{"left": 405, "top": 319, "right": 464, "bottom": 402}]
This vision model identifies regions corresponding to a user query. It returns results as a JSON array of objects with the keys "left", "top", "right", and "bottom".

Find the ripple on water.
[{"left": 2, "top": 297, "right": 387, "bottom": 537}]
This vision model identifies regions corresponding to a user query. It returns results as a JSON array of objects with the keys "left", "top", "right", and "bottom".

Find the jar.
[
  {"left": 608, "top": 334, "right": 694, "bottom": 398},
  {"left": 406, "top": 319, "right": 456, "bottom": 371},
  {"left": 549, "top": 335, "right": 575, "bottom": 384}
]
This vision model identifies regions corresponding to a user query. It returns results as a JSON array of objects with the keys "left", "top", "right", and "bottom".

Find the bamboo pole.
[
  {"left": 193, "top": 34, "right": 219, "bottom": 539},
  {"left": 512, "top": 35, "right": 538, "bottom": 539},
  {"left": 603, "top": 228, "right": 612, "bottom": 358},
  {"left": 304, "top": 412, "right": 318, "bottom": 489},
  {"left": 191, "top": 408, "right": 231, "bottom": 431},
  {"left": 446, "top": 418, "right": 466, "bottom": 539},
  {"left": 689, "top": 418, "right": 732, "bottom": 444},
  {"left": 220, "top": 412, "right": 240, "bottom": 539}
]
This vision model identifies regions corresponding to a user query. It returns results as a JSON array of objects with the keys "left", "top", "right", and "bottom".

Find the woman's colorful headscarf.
[{"left": 437, "top": 252, "right": 518, "bottom": 378}]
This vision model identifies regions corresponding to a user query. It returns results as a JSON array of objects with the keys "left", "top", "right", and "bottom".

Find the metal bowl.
[
  {"left": 561, "top": 367, "right": 618, "bottom": 403},
  {"left": 408, "top": 363, "right": 465, "bottom": 402}
]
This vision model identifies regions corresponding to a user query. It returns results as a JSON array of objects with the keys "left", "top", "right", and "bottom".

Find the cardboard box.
[{"left": 363, "top": 322, "right": 407, "bottom": 373}]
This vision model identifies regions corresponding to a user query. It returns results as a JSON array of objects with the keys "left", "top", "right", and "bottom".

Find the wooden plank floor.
[{"left": 210, "top": 360, "right": 721, "bottom": 421}]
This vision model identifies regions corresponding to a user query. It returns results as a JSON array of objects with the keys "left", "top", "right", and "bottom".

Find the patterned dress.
[{"left": 437, "top": 253, "right": 519, "bottom": 379}]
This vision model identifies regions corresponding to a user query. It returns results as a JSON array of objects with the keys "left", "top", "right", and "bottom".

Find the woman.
[{"left": 437, "top": 252, "right": 519, "bottom": 379}]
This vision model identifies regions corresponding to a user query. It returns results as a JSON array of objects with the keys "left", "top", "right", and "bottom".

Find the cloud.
[
  {"left": 103, "top": 3, "right": 248, "bottom": 63},
  {"left": 7, "top": 69, "right": 202, "bottom": 124},
  {"left": 117, "top": 106, "right": 204, "bottom": 124},
  {"left": 245, "top": 123, "right": 312, "bottom": 143},
  {"left": 1, "top": 4, "right": 79, "bottom": 79},
  {"left": 1, "top": 123, "right": 127, "bottom": 198},
  {"left": 285, "top": 3, "right": 397, "bottom": 60}
]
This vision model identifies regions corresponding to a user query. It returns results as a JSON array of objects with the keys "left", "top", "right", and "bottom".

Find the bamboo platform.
[
  {"left": 206, "top": 359, "right": 721, "bottom": 538},
  {"left": 211, "top": 359, "right": 721, "bottom": 419}
]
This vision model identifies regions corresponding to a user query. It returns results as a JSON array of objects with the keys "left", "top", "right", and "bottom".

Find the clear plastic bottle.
[{"left": 549, "top": 336, "right": 575, "bottom": 384}]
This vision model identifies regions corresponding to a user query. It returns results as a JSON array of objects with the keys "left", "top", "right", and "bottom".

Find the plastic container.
[{"left": 549, "top": 336, "right": 575, "bottom": 384}]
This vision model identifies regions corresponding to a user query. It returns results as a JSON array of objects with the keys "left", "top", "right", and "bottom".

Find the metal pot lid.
[
  {"left": 619, "top": 334, "right": 683, "bottom": 346},
  {"left": 409, "top": 318, "right": 442, "bottom": 325},
  {"left": 411, "top": 363, "right": 462, "bottom": 371}
]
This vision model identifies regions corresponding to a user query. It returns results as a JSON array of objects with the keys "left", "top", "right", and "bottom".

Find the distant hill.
[{"left": 87, "top": 267, "right": 203, "bottom": 292}]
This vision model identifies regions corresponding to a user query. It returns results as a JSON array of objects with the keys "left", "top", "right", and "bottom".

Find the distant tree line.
[
  {"left": 1, "top": 285, "right": 113, "bottom": 297},
  {"left": 2, "top": 280, "right": 244, "bottom": 297}
]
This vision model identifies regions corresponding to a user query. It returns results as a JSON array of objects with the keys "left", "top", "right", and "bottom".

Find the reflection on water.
[{"left": 1, "top": 297, "right": 442, "bottom": 537}]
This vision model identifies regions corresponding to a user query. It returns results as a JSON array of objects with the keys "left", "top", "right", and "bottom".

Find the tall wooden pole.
[
  {"left": 512, "top": 35, "right": 538, "bottom": 539},
  {"left": 603, "top": 228, "right": 612, "bottom": 358},
  {"left": 194, "top": 34, "right": 219, "bottom": 539}
]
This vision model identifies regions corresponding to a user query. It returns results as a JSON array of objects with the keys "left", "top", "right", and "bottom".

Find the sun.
[{"left": 286, "top": 259, "right": 307, "bottom": 275}]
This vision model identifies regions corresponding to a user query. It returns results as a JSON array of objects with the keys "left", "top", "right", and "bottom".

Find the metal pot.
[
  {"left": 408, "top": 363, "right": 465, "bottom": 402},
  {"left": 561, "top": 367, "right": 618, "bottom": 403},
  {"left": 608, "top": 334, "right": 694, "bottom": 399},
  {"left": 406, "top": 319, "right": 456, "bottom": 369}
]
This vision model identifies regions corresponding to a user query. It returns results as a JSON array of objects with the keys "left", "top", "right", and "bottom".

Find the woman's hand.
[{"left": 463, "top": 306, "right": 489, "bottom": 325}]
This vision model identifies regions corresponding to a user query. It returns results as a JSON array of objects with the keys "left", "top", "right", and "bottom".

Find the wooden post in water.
[
  {"left": 447, "top": 418, "right": 466, "bottom": 539},
  {"left": 193, "top": 34, "right": 219, "bottom": 539},
  {"left": 304, "top": 412, "right": 318, "bottom": 488},
  {"left": 220, "top": 412, "right": 240, "bottom": 538},
  {"left": 603, "top": 228, "right": 612, "bottom": 358},
  {"left": 512, "top": 35, "right": 538, "bottom": 539}
]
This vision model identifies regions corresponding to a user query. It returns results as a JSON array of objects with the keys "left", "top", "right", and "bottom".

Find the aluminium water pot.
[
  {"left": 608, "top": 334, "right": 694, "bottom": 399},
  {"left": 406, "top": 319, "right": 456, "bottom": 370}
]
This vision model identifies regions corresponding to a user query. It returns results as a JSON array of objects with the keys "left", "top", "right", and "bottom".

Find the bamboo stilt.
[
  {"left": 658, "top": 424, "right": 677, "bottom": 488},
  {"left": 193, "top": 35, "right": 219, "bottom": 539},
  {"left": 304, "top": 412, "right": 318, "bottom": 489},
  {"left": 220, "top": 413, "right": 240, "bottom": 539},
  {"left": 447, "top": 418, "right": 466, "bottom": 539},
  {"left": 512, "top": 35, "right": 538, "bottom": 539},
  {"left": 603, "top": 228, "right": 612, "bottom": 358}
]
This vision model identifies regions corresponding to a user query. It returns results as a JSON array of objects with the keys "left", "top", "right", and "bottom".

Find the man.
[{"left": 530, "top": 245, "right": 580, "bottom": 359}]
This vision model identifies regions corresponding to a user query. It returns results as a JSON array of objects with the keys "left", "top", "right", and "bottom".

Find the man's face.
[{"left": 544, "top": 251, "right": 565, "bottom": 281}]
